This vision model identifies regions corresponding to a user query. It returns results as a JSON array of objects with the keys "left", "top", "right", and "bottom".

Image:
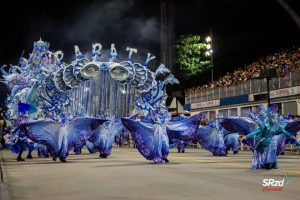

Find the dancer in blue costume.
[
  {"left": 221, "top": 107, "right": 262, "bottom": 152},
  {"left": 167, "top": 113, "right": 202, "bottom": 154},
  {"left": 87, "top": 118, "right": 128, "bottom": 158},
  {"left": 243, "top": 112, "right": 294, "bottom": 169},
  {"left": 177, "top": 140, "right": 190, "bottom": 153},
  {"left": 115, "top": 129, "right": 129, "bottom": 147},
  {"left": 148, "top": 113, "right": 202, "bottom": 155},
  {"left": 273, "top": 114, "right": 300, "bottom": 155},
  {"left": 222, "top": 105, "right": 300, "bottom": 169},
  {"left": 122, "top": 111, "right": 171, "bottom": 163},
  {"left": 123, "top": 111, "right": 200, "bottom": 162},
  {"left": 170, "top": 139, "right": 190, "bottom": 153},
  {"left": 168, "top": 114, "right": 227, "bottom": 156},
  {"left": 10, "top": 120, "right": 34, "bottom": 161},
  {"left": 223, "top": 130, "right": 240, "bottom": 154},
  {"left": 196, "top": 119, "right": 227, "bottom": 156},
  {"left": 247, "top": 106, "right": 300, "bottom": 156},
  {"left": 216, "top": 116, "right": 240, "bottom": 154},
  {"left": 2, "top": 110, "right": 35, "bottom": 161},
  {"left": 23, "top": 117, "right": 106, "bottom": 162},
  {"left": 167, "top": 114, "right": 202, "bottom": 142}
]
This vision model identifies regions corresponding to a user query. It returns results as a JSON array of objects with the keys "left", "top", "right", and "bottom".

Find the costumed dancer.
[
  {"left": 223, "top": 130, "right": 240, "bottom": 154},
  {"left": 87, "top": 118, "right": 129, "bottom": 158},
  {"left": 217, "top": 115, "right": 240, "bottom": 155},
  {"left": 166, "top": 113, "right": 202, "bottom": 154},
  {"left": 166, "top": 113, "right": 226, "bottom": 156},
  {"left": 23, "top": 117, "right": 107, "bottom": 162},
  {"left": 218, "top": 117, "right": 240, "bottom": 154},
  {"left": 9, "top": 121, "right": 34, "bottom": 161},
  {"left": 170, "top": 139, "right": 190, "bottom": 153},
  {"left": 115, "top": 129, "right": 129, "bottom": 147},
  {"left": 242, "top": 111, "right": 294, "bottom": 169},
  {"left": 196, "top": 120, "right": 227, "bottom": 156},
  {"left": 273, "top": 114, "right": 299, "bottom": 155},
  {"left": 122, "top": 111, "right": 171, "bottom": 163},
  {"left": 222, "top": 105, "right": 300, "bottom": 169}
]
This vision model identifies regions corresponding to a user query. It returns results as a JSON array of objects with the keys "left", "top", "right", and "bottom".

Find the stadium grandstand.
[{"left": 184, "top": 48, "right": 300, "bottom": 119}]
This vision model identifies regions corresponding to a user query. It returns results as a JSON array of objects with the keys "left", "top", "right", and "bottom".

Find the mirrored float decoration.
[{"left": 1, "top": 39, "right": 138, "bottom": 120}]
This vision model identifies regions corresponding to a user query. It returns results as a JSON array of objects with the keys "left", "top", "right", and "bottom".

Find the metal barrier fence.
[{"left": 186, "top": 71, "right": 300, "bottom": 104}]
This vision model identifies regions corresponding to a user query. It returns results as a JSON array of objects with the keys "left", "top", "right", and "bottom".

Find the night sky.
[
  {"left": 175, "top": 0, "right": 300, "bottom": 88},
  {"left": 0, "top": 0, "right": 299, "bottom": 105}
]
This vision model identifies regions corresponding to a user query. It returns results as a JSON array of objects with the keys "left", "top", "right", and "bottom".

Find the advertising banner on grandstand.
[
  {"left": 191, "top": 100, "right": 220, "bottom": 109},
  {"left": 249, "top": 86, "right": 300, "bottom": 101},
  {"left": 269, "top": 86, "right": 300, "bottom": 99}
]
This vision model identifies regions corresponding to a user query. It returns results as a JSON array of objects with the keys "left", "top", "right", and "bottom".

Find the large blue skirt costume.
[
  {"left": 121, "top": 113, "right": 202, "bottom": 163},
  {"left": 167, "top": 114, "right": 227, "bottom": 156},
  {"left": 196, "top": 125, "right": 227, "bottom": 156},
  {"left": 167, "top": 113, "right": 202, "bottom": 141},
  {"left": 23, "top": 117, "right": 107, "bottom": 162},
  {"left": 221, "top": 116, "right": 257, "bottom": 150},
  {"left": 220, "top": 116, "right": 258, "bottom": 135},
  {"left": 273, "top": 119, "right": 300, "bottom": 155},
  {"left": 87, "top": 119, "right": 127, "bottom": 158},
  {"left": 223, "top": 132, "right": 240, "bottom": 153},
  {"left": 122, "top": 117, "right": 169, "bottom": 163},
  {"left": 220, "top": 123, "right": 240, "bottom": 153},
  {"left": 166, "top": 114, "right": 201, "bottom": 153}
]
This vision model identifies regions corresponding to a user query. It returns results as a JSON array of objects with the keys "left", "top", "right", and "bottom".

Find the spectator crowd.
[{"left": 185, "top": 48, "right": 300, "bottom": 95}]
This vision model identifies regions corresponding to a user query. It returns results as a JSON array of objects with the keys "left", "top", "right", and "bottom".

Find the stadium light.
[
  {"left": 206, "top": 36, "right": 211, "bottom": 43},
  {"left": 205, "top": 51, "right": 211, "bottom": 56},
  {"left": 205, "top": 28, "right": 214, "bottom": 82},
  {"left": 206, "top": 44, "right": 211, "bottom": 49}
]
